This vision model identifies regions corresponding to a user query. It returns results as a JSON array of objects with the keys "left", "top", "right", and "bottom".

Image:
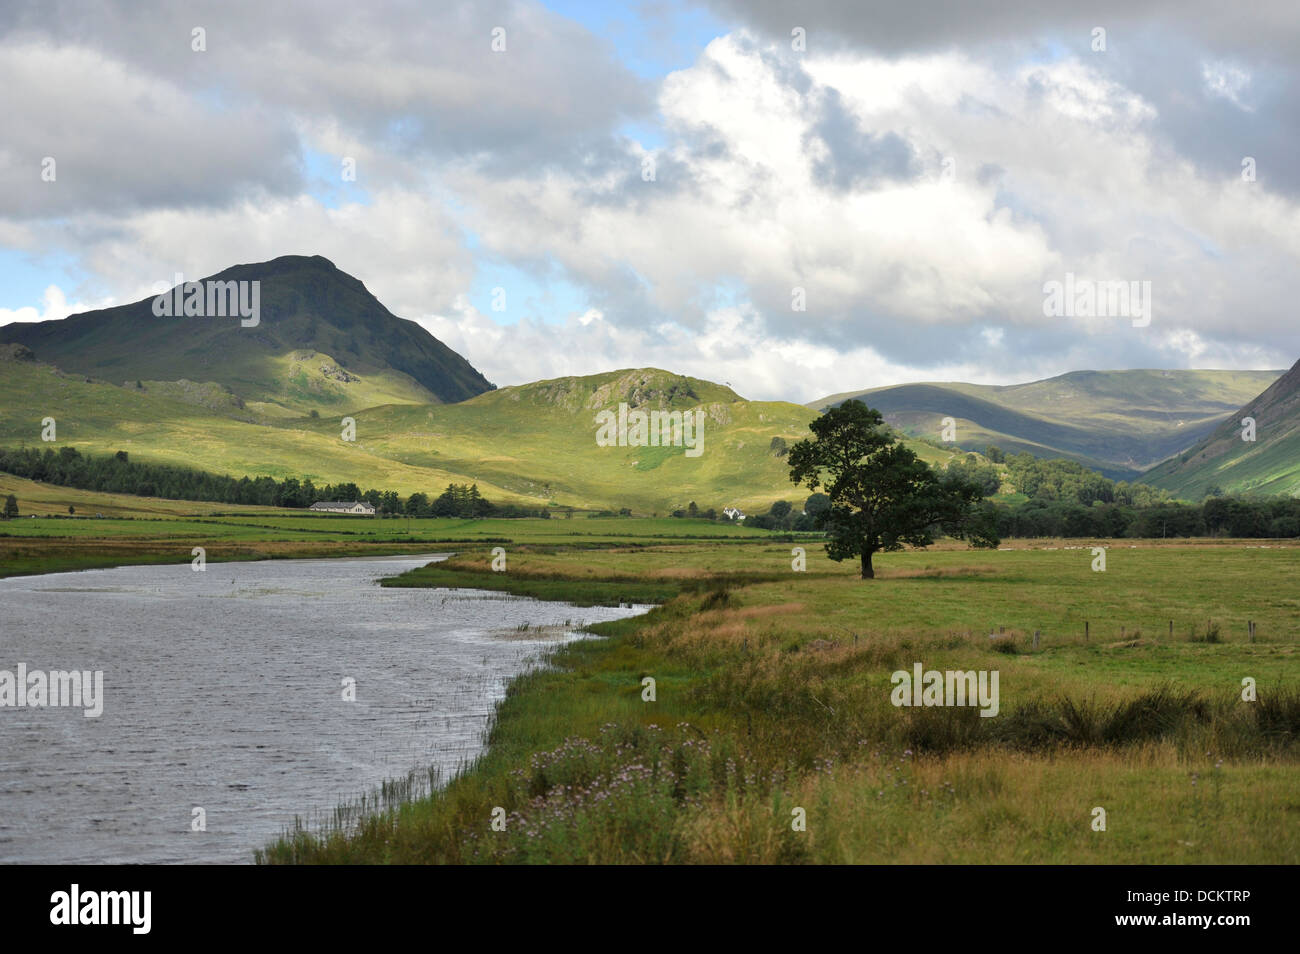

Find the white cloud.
[
  {"left": 447, "top": 33, "right": 1300, "bottom": 377},
  {"left": 1201, "top": 61, "right": 1255, "bottom": 111},
  {"left": 32, "top": 190, "right": 473, "bottom": 317},
  {"left": 415, "top": 298, "right": 1029, "bottom": 402},
  {"left": 0, "top": 285, "right": 112, "bottom": 326},
  {"left": 4, "top": 14, "right": 1299, "bottom": 392}
]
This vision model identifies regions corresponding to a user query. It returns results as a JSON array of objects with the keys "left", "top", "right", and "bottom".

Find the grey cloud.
[
  {"left": 697, "top": 1, "right": 1300, "bottom": 62},
  {"left": 1088, "top": 27, "right": 1300, "bottom": 199},
  {"left": 0, "top": 0, "right": 652, "bottom": 176},
  {"left": 0, "top": 44, "right": 301, "bottom": 219},
  {"left": 807, "top": 88, "right": 920, "bottom": 191}
]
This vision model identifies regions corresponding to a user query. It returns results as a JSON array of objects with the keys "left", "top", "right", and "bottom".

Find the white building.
[
  {"left": 722, "top": 506, "right": 745, "bottom": 521},
  {"left": 309, "top": 500, "right": 376, "bottom": 515}
]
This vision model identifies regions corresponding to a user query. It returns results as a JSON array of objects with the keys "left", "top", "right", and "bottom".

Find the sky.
[{"left": 1, "top": 0, "right": 1297, "bottom": 403}]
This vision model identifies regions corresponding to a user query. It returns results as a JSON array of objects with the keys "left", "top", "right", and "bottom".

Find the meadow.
[
  {"left": 256, "top": 537, "right": 1300, "bottom": 864},
  {"left": 4, "top": 494, "right": 1295, "bottom": 863}
]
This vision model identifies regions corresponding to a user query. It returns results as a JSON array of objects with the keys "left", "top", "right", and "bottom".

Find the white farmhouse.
[
  {"left": 722, "top": 506, "right": 745, "bottom": 521},
  {"left": 308, "top": 500, "right": 377, "bottom": 515}
]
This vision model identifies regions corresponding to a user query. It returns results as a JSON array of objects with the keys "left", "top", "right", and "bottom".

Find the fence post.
[{"left": 1033, "top": 629, "right": 1040, "bottom": 650}]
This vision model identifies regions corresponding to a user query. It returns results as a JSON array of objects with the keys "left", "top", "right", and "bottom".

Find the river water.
[{"left": 0, "top": 554, "right": 648, "bottom": 864}]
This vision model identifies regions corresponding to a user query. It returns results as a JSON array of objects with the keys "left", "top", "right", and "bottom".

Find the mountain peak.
[{"left": 0, "top": 256, "right": 494, "bottom": 412}]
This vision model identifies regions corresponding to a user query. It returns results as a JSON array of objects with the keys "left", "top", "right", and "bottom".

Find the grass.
[
  {"left": 0, "top": 508, "right": 803, "bottom": 577},
  {"left": 0, "top": 361, "right": 969, "bottom": 511},
  {"left": 256, "top": 539, "right": 1300, "bottom": 864},
  {"left": 0, "top": 472, "right": 284, "bottom": 519},
  {"left": 4, "top": 499, "right": 1295, "bottom": 862}
]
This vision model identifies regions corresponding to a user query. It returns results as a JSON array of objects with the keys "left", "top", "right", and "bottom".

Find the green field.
[
  {"left": 4, "top": 506, "right": 1296, "bottom": 863},
  {"left": 248, "top": 536, "right": 1300, "bottom": 864}
]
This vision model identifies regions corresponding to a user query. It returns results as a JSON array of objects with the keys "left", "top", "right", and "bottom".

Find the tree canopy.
[{"left": 787, "top": 401, "right": 999, "bottom": 578}]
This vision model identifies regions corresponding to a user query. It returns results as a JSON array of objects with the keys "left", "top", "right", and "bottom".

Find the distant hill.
[
  {"left": 1141, "top": 359, "right": 1300, "bottom": 498},
  {"left": 0, "top": 255, "right": 494, "bottom": 415},
  {"left": 812, "top": 370, "right": 1282, "bottom": 480},
  {"left": 340, "top": 368, "right": 830, "bottom": 509},
  {"left": 0, "top": 358, "right": 963, "bottom": 512}
]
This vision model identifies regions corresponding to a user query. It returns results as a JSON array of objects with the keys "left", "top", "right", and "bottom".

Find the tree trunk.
[{"left": 860, "top": 550, "right": 875, "bottom": 579}]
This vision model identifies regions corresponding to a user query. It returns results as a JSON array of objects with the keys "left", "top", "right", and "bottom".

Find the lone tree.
[
  {"left": 787, "top": 401, "right": 999, "bottom": 579},
  {"left": 3, "top": 494, "right": 17, "bottom": 519}
]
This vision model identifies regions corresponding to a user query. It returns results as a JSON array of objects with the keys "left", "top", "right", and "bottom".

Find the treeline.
[
  {"left": 663, "top": 495, "right": 831, "bottom": 531},
  {"left": 728, "top": 487, "right": 1300, "bottom": 539},
  {"left": 737, "top": 495, "right": 829, "bottom": 531},
  {"left": 946, "top": 451, "right": 1175, "bottom": 507},
  {"left": 0, "top": 447, "right": 548, "bottom": 518},
  {"left": 402, "top": 483, "right": 549, "bottom": 518},
  {"left": 727, "top": 452, "right": 1299, "bottom": 539},
  {"left": 990, "top": 495, "right": 1300, "bottom": 539},
  {"left": 957, "top": 449, "right": 1300, "bottom": 537},
  {"left": 1001, "top": 452, "right": 1173, "bottom": 507}
]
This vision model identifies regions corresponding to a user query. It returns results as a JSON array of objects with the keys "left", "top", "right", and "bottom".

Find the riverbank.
[
  {"left": 259, "top": 542, "right": 1300, "bottom": 864},
  {"left": 0, "top": 512, "right": 787, "bottom": 578},
  {"left": 0, "top": 537, "right": 455, "bottom": 578}
]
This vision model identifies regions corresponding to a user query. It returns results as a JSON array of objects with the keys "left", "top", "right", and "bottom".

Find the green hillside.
[
  {"left": 0, "top": 255, "right": 494, "bottom": 415},
  {"left": 814, "top": 370, "right": 1282, "bottom": 479},
  {"left": 0, "top": 348, "right": 517, "bottom": 498},
  {"left": 0, "top": 355, "right": 964, "bottom": 512},
  {"left": 1142, "top": 359, "right": 1300, "bottom": 498}
]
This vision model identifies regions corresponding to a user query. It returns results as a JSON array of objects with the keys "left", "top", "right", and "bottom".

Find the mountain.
[
  {"left": 1141, "top": 359, "right": 1300, "bottom": 498},
  {"left": 0, "top": 355, "right": 963, "bottom": 511},
  {"left": 812, "top": 370, "right": 1282, "bottom": 480},
  {"left": 0, "top": 255, "right": 494, "bottom": 415}
]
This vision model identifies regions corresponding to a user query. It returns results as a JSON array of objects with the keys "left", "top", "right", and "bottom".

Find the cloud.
[
  {"left": 699, "top": 0, "right": 1300, "bottom": 62},
  {"left": 449, "top": 33, "right": 1300, "bottom": 373},
  {"left": 3, "top": 2, "right": 1298, "bottom": 394},
  {"left": 0, "top": 0, "right": 650, "bottom": 187},
  {"left": 0, "top": 42, "right": 301, "bottom": 218},
  {"left": 1201, "top": 61, "right": 1254, "bottom": 110},
  {"left": 0, "top": 284, "right": 111, "bottom": 325},
  {"left": 413, "top": 297, "right": 1025, "bottom": 403},
  {"left": 16, "top": 190, "right": 474, "bottom": 317}
]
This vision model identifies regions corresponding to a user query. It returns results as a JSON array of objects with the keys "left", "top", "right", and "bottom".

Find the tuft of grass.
[
  {"left": 1255, "top": 687, "right": 1300, "bottom": 738},
  {"left": 1189, "top": 619, "right": 1223, "bottom": 643}
]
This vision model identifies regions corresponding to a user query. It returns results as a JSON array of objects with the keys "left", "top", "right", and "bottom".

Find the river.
[{"left": 0, "top": 554, "right": 649, "bottom": 863}]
